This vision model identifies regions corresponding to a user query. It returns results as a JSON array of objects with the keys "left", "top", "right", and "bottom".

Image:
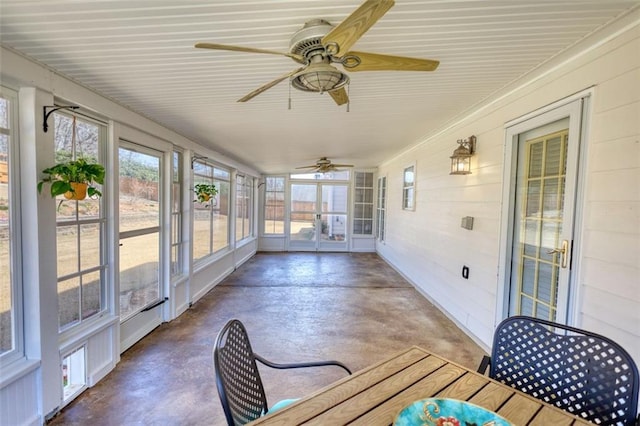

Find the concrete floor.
[{"left": 49, "top": 252, "right": 487, "bottom": 426}]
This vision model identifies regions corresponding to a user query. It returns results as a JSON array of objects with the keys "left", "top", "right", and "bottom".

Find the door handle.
[{"left": 547, "top": 240, "right": 568, "bottom": 268}]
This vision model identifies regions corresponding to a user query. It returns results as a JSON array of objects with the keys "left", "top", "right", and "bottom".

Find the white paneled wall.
[{"left": 378, "top": 13, "right": 640, "bottom": 363}]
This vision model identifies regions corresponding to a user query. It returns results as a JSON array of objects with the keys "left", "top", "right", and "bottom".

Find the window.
[
  {"left": 0, "top": 87, "right": 23, "bottom": 363},
  {"left": 290, "top": 171, "right": 350, "bottom": 180},
  {"left": 193, "top": 159, "right": 230, "bottom": 260},
  {"left": 402, "top": 165, "right": 415, "bottom": 210},
  {"left": 54, "top": 112, "right": 107, "bottom": 331},
  {"left": 376, "top": 176, "right": 386, "bottom": 241},
  {"left": 170, "top": 151, "right": 183, "bottom": 276},
  {"left": 235, "top": 174, "right": 253, "bottom": 242},
  {"left": 353, "top": 172, "right": 374, "bottom": 235},
  {"left": 263, "top": 176, "right": 285, "bottom": 235}
]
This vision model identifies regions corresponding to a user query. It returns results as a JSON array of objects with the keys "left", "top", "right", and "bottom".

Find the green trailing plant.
[
  {"left": 194, "top": 183, "right": 218, "bottom": 204},
  {"left": 37, "top": 158, "right": 105, "bottom": 199}
]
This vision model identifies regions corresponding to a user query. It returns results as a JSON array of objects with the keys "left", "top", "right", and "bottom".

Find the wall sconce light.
[{"left": 450, "top": 135, "right": 476, "bottom": 175}]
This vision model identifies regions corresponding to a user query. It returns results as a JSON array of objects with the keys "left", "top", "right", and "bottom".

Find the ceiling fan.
[
  {"left": 195, "top": 0, "right": 439, "bottom": 106},
  {"left": 295, "top": 157, "right": 354, "bottom": 172}
]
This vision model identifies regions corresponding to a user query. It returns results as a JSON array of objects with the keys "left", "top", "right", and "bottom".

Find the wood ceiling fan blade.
[
  {"left": 295, "top": 165, "right": 320, "bottom": 169},
  {"left": 328, "top": 87, "right": 349, "bottom": 106},
  {"left": 195, "top": 42, "right": 304, "bottom": 62},
  {"left": 343, "top": 51, "right": 439, "bottom": 72},
  {"left": 321, "top": 0, "right": 394, "bottom": 57},
  {"left": 330, "top": 164, "right": 354, "bottom": 168},
  {"left": 238, "top": 67, "right": 305, "bottom": 103}
]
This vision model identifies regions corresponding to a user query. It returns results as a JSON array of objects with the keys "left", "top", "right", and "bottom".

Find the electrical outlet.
[{"left": 462, "top": 265, "right": 470, "bottom": 279}]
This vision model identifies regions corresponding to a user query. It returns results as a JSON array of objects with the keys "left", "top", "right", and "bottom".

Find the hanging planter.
[
  {"left": 38, "top": 158, "right": 105, "bottom": 200},
  {"left": 194, "top": 183, "right": 218, "bottom": 205},
  {"left": 37, "top": 114, "right": 105, "bottom": 203}
]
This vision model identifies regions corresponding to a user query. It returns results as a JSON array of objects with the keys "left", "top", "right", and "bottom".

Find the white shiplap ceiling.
[{"left": 1, "top": 0, "right": 638, "bottom": 173}]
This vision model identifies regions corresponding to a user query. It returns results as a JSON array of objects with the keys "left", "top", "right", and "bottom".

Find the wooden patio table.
[{"left": 249, "top": 345, "right": 593, "bottom": 426}]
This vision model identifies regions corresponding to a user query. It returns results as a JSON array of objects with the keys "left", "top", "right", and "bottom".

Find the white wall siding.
[
  {"left": 0, "top": 367, "right": 40, "bottom": 426},
  {"left": 378, "top": 13, "right": 640, "bottom": 365}
]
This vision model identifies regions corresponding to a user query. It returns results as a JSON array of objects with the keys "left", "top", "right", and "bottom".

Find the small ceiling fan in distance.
[
  {"left": 295, "top": 157, "right": 354, "bottom": 173},
  {"left": 195, "top": 0, "right": 439, "bottom": 106}
]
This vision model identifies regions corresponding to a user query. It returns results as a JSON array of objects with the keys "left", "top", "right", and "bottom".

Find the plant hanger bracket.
[
  {"left": 191, "top": 154, "right": 208, "bottom": 169},
  {"left": 43, "top": 105, "right": 80, "bottom": 132}
]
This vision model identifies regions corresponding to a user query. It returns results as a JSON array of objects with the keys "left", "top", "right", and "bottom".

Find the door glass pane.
[
  {"left": 290, "top": 213, "right": 316, "bottom": 241},
  {"left": 321, "top": 214, "right": 346, "bottom": 241},
  {"left": 119, "top": 149, "right": 160, "bottom": 233},
  {"left": 291, "top": 184, "right": 316, "bottom": 212},
  {"left": 321, "top": 185, "right": 347, "bottom": 212},
  {"left": 511, "top": 128, "right": 569, "bottom": 322},
  {"left": 119, "top": 233, "right": 159, "bottom": 321}
]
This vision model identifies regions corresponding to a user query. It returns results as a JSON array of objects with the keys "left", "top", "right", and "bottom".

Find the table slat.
[
  {"left": 496, "top": 393, "right": 542, "bottom": 425},
  {"left": 250, "top": 347, "right": 429, "bottom": 425},
  {"left": 528, "top": 406, "right": 576, "bottom": 426},
  {"left": 305, "top": 355, "right": 447, "bottom": 425},
  {"left": 435, "top": 371, "right": 491, "bottom": 401},
  {"left": 468, "top": 382, "right": 515, "bottom": 411},
  {"left": 348, "top": 363, "right": 469, "bottom": 426}
]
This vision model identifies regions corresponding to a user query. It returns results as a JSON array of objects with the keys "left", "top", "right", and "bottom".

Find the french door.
[
  {"left": 288, "top": 183, "right": 349, "bottom": 251},
  {"left": 118, "top": 142, "right": 164, "bottom": 351},
  {"left": 501, "top": 98, "right": 586, "bottom": 325}
]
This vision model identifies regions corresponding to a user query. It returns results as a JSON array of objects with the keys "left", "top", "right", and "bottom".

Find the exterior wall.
[{"left": 378, "top": 13, "right": 640, "bottom": 365}]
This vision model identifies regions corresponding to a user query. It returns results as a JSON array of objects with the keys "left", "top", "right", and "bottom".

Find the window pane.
[
  {"left": 57, "top": 225, "right": 79, "bottom": 277},
  {"left": 59, "top": 277, "right": 81, "bottom": 329},
  {"left": 80, "top": 224, "right": 101, "bottom": 270},
  {"left": 213, "top": 179, "right": 229, "bottom": 252},
  {"left": 193, "top": 209, "right": 212, "bottom": 260},
  {"left": 0, "top": 126, "right": 11, "bottom": 354},
  {"left": 82, "top": 271, "right": 102, "bottom": 320}
]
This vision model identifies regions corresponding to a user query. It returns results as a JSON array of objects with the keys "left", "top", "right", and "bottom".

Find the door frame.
[{"left": 496, "top": 89, "right": 592, "bottom": 327}]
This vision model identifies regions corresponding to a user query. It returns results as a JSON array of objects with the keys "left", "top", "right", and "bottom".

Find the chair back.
[
  {"left": 490, "top": 316, "right": 639, "bottom": 425},
  {"left": 214, "top": 319, "right": 268, "bottom": 426}
]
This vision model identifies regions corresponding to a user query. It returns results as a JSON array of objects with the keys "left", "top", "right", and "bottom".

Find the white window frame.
[
  {"left": 192, "top": 159, "right": 231, "bottom": 261},
  {"left": 376, "top": 175, "right": 386, "bottom": 242},
  {"left": 54, "top": 110, "right": 108, "bottom": 332},
  {"left": 170, "top": 149, "right": 184, "bottom": 277},
  {"left": 235, "top": 174, "right": 254, "bottom": 243},
  {"left": 402, "top": 164, "right": 416, "bottom": 211},
  {"left": 262, "top": 176, "right": 286, "bottom": 236},
  {"left": 0, "top": 86, "right": 24, "bottom": 365}
]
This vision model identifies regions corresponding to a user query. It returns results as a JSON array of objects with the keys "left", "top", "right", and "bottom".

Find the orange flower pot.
[{"left": 64, "top": 182, "right": 88, "bottom": 200}]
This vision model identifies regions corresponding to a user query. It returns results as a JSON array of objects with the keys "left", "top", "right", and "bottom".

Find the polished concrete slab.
[{"left": 49, "top": 252, "right": 487, "bottom": 426}]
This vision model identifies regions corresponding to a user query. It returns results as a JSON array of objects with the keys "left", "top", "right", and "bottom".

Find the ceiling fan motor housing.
[
  {"left": 289, "top": 19, "right": 333, "bottom": 59},
  {"left": 289, "top": 20, "right": 350, "bottom": 93}
]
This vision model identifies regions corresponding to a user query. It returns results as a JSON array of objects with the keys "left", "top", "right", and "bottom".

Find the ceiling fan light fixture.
[{"left": 291, "top": 63, "right": 349, "bottom": 93}]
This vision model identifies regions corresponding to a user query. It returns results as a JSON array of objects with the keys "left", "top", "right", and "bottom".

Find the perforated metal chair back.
[
  {"left": 214, "top": 320, "right": 268, "bottom": 426},
  {"left": 490, "top": 316, "right": 639, "bottom": 425}
]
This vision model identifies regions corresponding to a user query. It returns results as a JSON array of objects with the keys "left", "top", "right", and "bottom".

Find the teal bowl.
[{"left": 394, "top": 398, "right": 513, "bottom": 426}]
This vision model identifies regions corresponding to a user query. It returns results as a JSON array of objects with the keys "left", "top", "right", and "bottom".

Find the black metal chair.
[
  {"left": 213, "top": 319, "right": 352, "bottom": 426},
  {"left": 478, "top": 315, "right": 639, "bottom": 425}
]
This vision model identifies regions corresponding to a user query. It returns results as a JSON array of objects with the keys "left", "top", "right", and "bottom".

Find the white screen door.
[
  {"left": 118, "top": 142, "right": 163, "bottom": 351},
  {"left": 501, "top": 98, "right": 585, "bottom": 324}
]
